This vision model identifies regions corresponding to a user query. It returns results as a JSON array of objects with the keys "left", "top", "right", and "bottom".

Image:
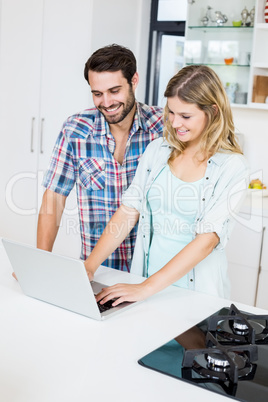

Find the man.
[{"left": 37, "top": 44, "right": 163, "bottom": 271}]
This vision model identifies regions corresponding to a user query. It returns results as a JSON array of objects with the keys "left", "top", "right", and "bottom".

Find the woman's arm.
[
  {"left": 84, "top": 205, "right": 140, "bottom": 279},
  {"left": 96, "top": 231, "right": 219, "bottom": 305}
]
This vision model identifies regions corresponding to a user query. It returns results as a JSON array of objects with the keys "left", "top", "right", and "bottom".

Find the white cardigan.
[{"left": 122, "top": 138, "right": 249, "bottom": 298}]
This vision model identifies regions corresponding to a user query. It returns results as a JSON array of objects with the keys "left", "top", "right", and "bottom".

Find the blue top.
[
  {"left": 122, "top": 138, "right": 249, "bottom": 298},
  {"left": 147, "top": 165, "right": 203, "bottom": 288}
]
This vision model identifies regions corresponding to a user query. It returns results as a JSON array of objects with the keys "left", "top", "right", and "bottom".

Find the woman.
[{"left": 84, "top": 65, "right": 248, "bottom": 306}]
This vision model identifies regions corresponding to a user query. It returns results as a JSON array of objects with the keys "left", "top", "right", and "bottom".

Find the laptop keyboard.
[{"left": 97, "top": 298, "right": 117, "bottom": 313}]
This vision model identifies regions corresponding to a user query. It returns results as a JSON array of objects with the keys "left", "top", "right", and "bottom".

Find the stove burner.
[
  {"left": 232, "top": 320, "right": 249, "bottom": 334},
  {"left": 208, "top": 304, "right": 268, "bottom": 344},
  {"left": 206, "top": 351, "right": 248, "bottom": 372},
  {"left": 182, "top": 332, "right": 258, "bottom": 384},
  {"left": 207, "top": 352, "right": 231, "bottom": 371},
  {"left": 223, "top": 319, "right": 266, "bottom": 338}
]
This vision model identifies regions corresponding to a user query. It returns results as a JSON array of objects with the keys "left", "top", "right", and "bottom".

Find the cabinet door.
[
  {"left": 37, "top": 0, "right": 92, "bottom": 258},
  {"left": 0, "top": 0, "right": 91, "bottom": 257},
  {"left": 37, "top": 0, "right": 92, "bottom": 173},
  {"left": 0, "top": 0, "right": 43, "bottom": 245},
  {"left": 256, "top": 217, "right": 268, "bottom": 309},
  {"left": 225, "top": 213, "right": 263, "bottom": 306}
]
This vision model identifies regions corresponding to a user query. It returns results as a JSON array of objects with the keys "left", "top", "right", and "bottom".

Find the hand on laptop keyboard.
[
  {"left": 97, "top": 298, "right": 118, "bottom": 313},
  {"left": 95, "top": 282, "right": 147, "bottom": 307}
]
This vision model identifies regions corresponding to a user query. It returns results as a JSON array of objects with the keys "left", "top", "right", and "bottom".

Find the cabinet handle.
[
  {"left": 254, "top": 226, "right": 266, "bottom": 307},
  {"left": 30, "top": 117, "right": 35, "bottom": 152},
  {"left": 40, "top": 118, "right": 45, "bottom": 154}
]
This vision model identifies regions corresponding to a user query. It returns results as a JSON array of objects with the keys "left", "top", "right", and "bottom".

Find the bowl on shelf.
[
  {"left": 224, "top": 57, "right": 234, "bottom": 65},
  {"left": 232, "top": 20, "right": 242, "bottom": 27}
]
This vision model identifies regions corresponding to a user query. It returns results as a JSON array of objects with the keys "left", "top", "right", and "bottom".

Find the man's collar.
[
  {"left": 131, "top": 101, "right": 142, "bottom": 134},
  {"left": 93, "top": 110, "right": 110, "bottom": 137}
]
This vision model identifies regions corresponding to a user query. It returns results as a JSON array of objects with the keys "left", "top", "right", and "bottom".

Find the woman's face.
[{"left": 167, "top": 96, "right": 208, "bottom": 148}]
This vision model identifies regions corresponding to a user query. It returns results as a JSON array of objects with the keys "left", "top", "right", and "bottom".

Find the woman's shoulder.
[
  {"left": 137, "top": 137, "right": 171, "bottom": 172},
  {"left": 211, "top": 151, "right": 249, "bottom": 170},
  {"left": 144, "top": 137, "right": 171, "bottom": 155}
]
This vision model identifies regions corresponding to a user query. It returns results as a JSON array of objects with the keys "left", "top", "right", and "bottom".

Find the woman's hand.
[
  {"left": 95, "top": 282, "right": 148, "bottom": 307},
  {"left": 84, "top": 263, "right": 95, "bottom": 282},
  {"left": 12, "top": 272, "right": 18, "bottom": 281}
]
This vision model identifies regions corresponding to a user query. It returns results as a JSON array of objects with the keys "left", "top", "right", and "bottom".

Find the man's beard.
[{"left": 98, "top": 87, "right": 136, "bottom": 124}]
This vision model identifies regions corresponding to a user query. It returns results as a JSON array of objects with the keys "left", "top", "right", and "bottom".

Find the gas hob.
[{"left": 138, "top": 304, "right": 268, "bottom": 401}]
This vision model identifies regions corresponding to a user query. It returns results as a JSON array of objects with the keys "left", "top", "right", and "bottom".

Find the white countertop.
[{"left": 0, "top": 241, "right": 267, "bottom": 402}]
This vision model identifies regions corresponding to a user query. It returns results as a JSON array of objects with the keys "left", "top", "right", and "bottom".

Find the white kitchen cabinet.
[
  {"left": 225, "top": 195, "right": 268, "bottom": 307},
  {"left": 226, "top": 212, "right": 263, "bottom": 306},
  {"left": 0, "top": 0, "right": 43, "bottom": 245},
  {"left": 185, "top": 0, "right": 268, "bottom": 110},
  {"left": 0, "top": 0, "right": 92, "bottom": 258}
]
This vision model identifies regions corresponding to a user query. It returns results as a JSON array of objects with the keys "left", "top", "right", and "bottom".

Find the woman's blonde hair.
[{"left": 163, "top": 65, "right": 242, "bottom": 162}]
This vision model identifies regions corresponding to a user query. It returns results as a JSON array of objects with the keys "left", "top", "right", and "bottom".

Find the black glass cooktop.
[{"left": 138, "top": 304, "right": 268, "bottom": 401}]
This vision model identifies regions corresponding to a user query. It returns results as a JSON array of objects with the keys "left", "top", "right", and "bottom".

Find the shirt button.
[
  {"left": 208, "top": 160, "right": 211, "bottom": 164},
  {"left": 206, "top": 177, "right": 209, "bottom": 180},
  {"left": 202, "top": 198, "right": 205, "bottom": 201},
  {"left": 190, "top": 279, "right": 193, "bottom": 282}
]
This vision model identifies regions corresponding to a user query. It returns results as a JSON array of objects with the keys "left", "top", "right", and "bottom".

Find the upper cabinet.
[
  {"left": 185, "top": 0, "right": 268, "bottom": 109},
  {"left": 0, "top": 0, "right": 91, "bottom": 256}
]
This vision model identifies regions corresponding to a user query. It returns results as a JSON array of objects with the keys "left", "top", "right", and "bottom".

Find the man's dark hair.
[{"left": 84, "top": 44, "right": 137, "bottom": 85}]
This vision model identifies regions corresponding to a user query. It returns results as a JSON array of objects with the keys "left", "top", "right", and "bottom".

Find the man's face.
[{"left": 88, "top": 70, "right": 138, "bottom": 124}]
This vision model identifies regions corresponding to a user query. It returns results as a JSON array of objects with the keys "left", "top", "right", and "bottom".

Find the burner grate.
[
  {"left": 208, "top": 304, "right": 268, "bottom": 344},
  {"left": 182, "top": 332, "right": 258, "bottom": 384}
]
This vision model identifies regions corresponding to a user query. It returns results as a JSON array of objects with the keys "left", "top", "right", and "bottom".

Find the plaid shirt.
[{"left": 43, "top": 102, "right": 163, "bottom": 271}]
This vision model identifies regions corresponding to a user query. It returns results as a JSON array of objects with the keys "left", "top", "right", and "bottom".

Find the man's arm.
[{"left": 37, "top": 189, "right": 67, "bottom": 251}]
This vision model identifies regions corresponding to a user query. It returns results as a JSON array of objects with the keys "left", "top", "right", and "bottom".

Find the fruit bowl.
[
  {"left": 248, "top": 179, "right": 267, "bottom": 190},
  {"left": 224, "top": 57, "right": 234, "bottom": 65},
  {"left": 248, "top": 179, "right": 268, "bottom": 196}
]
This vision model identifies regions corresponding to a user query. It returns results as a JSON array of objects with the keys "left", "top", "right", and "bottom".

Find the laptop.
[{"left": 2, "top": 238, "right": 136, "bottom": 321}]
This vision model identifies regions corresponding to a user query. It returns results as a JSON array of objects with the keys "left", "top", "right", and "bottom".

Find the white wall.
[
  {"left": 88, "top": 0, "right": 151, "bottom": 106},
  {"left": 233, "top": 107, "right": 268, "bottom": 185}
]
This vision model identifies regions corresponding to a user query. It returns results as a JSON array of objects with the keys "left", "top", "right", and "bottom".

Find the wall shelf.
[
  {"left": 185, "top": 0, "right": 268, "bottom": 108},
  {"left": 186, "top": 63, "right": 250, "bottom": 67},
  {"left": 188, "top": 26, "right": 253, "bottom": 30}
]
